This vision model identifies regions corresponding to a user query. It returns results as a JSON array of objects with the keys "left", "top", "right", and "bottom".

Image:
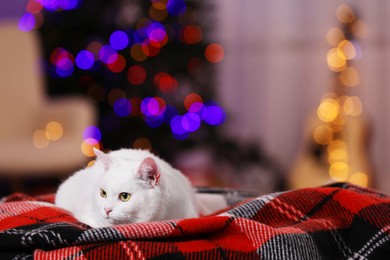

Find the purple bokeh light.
[
  {"left": 182, "top": 113, "right": 201, "bottom": 132},
  {"left": 18, "top": 13, "right": 36, "bottom": 31},
  {"left": 202, "top": 105, "right": 225, "bottom": 126},
  {"left": 113, "top": 98, "right": 131, "bottom": 117},
  {"left": 55, "top": 57, "right": 74, "bottom": 77},
  {"left": 40, "top": 0, "right": 80, "bottom": 11},
  {"left": 110, "top": 30, "right": 129, "bottom": 50},
  {"left": 167, "top": 0, "right": 186, "bottom": 16},
  {"left": 83, "top": 125, "right": 102, "bottom": 141},
  {"left": 170, "top": 115, "right": 187, "bottom": 135},
  {"left": 147, "top": 23, "right": 167, "bottom": 43},
  {"left": 141, "top": 97, "right": 166, "bottom": 117},
  {"left": 99, "top": 45, "right": 118, "bottom": 64},
  {"left": 75, "top": 50, "right": 94, "bottom": 70}
]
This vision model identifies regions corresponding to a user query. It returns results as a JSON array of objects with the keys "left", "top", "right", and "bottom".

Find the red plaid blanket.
[{"left": 0, "top": 183, "right": 389, "bottom": 259}]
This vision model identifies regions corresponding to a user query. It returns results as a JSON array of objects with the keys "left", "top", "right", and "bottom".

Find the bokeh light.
[
  {"left": 50, "top": 47, "right": 75, "bottom": 77},
  {"left": 99, "top": 45, "right": 118, "bottom": 64},
  {"left": 170, "top": 115, "right": 186, "bottom": 135},
  {"left": 129, "top": 97, "right": 142, "bottom": 116},
  {"left": 327, "top": 48, "right": 346, "bottom": 72},
  {"left": 339, "top": 66, "right": 359, "bottom": 87},
  {"left": 153, "top": 72, "right": 178, "bottom": 92},
  {"left": 328, "top": 147, "right": 348, "bottom": 164},
  {"left": 349, "top": 172, "right": 368, "bottom": 187},
  {"left": 326, "top": 27, "right": 345, "bottom": 47},
  {"left": 108, "top": 89, "right": 126, "bottom": 106},
  {"left": 22, "top": 0, "right": 227, "bottom": 152},
  {"left": 202, "top": 105, "right": 225, "bottom": 125},
  {"left": 83, "top": 125, "right": 102, "bottom": 142},
  {"left": 75, "top": 50, "right": 94, "bottom": 70},
  {"left": 182, "top": 113, "right": 201, "bottom": 132},
  {"left": 127, "top": 65, "right": 147, "bottom": 85},
  {"left": 329, "top": 162, "right": 349, "bottom": 182},
  {"left": 147, "top": 22, "right": 167, "bottom": 44},
  {"left": 114, "top": 98, "right": 131, "bottom": 117},
  {"left": 26, "top": 0, "right": 44, "bottom": 14},
  {"left": 205, "top": 43, "right": 224, "bottom": 63},
  {"left": 133, "top": 137, "right": 152, "bottom": 150},
  {"left": 39, "top": 0, "right": 80, "bottom": 11},
  {"left": 109, "top": 30, "right": 129, "bottom": 50},
  {"left": 130, "top": 43, "right": 148, "bottom": 62},
  {"left": 107, "top": 54, "right": 126, "bottom": 73},
  {"left": 33, "top": 129, "right": 50, "bottom": 149},
  {"left": 180, "top": 25, "right": 203, "bottom": 45},
  {"left": 45, "top": 121, "right": 63, "bottom": 141},
  {"left": 184, "top": 93, "right": 203, "bottom": 111},
  {"left": 313, "top": 125, "right": 333, "bottom": 145},
  {"left": 163, "top": 105, "right": 179, "bottom": 123},
  {"left": 149, "top": 3, "right": 168, "bottom": 22},
  {"left": 337, "top": 40, "right": 356, "bottom": 60},
  {"left": 141, "top": 97, "right": 166, "bottom": 117},
  {"left": 167, "top": 0, "right": 186, "bottom": 16},
  {"left": 317, "top": 98, "right": 339, "bottom": 122},
  {"left": 81, "top": 138, "right": 101, "bottom": 157},
  {"left": 87, "top": 41, "right": 103, "bottom": 60},
  {"left": 142, "top": 40, "right": 161, "bottom": 57},
  {"left": 19, "top": 13, "right": 36, "bottom": 31},
  {"left": 336, "top": 4, "right": 356, "bottom": 24}
]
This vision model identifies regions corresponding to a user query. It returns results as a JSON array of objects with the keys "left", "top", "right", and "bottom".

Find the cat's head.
[{"left": 92, "top": 148, "right": 163, "bottom": 225}]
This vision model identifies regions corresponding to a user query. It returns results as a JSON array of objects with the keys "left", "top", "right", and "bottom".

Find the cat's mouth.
[{"left": 103, "top": 214, "right": 138, "bottom": 225}]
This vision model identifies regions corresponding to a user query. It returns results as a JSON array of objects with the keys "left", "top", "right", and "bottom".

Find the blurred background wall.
[
  {"left": 214, "top": 0, "right": 390, "bottom": 193},
  {"left": 1, "top": 0, "right": 390, "bottom": 194}
]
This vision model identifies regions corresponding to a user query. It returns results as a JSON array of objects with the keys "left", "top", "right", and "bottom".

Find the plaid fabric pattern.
[{"left": 0, "top": 183, "right": 389, "bottom": 259}]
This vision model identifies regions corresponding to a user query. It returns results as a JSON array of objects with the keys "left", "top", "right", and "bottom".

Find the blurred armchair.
[{"left": 0, "top": 20, "right": 96, "bottom": 175}]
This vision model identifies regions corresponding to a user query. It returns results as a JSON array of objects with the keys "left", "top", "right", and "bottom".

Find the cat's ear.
[
  {"left": 93, "top": 148, "right": 111, "bottom": 170},
  {"left": 138, "top": 157, "right": 160, "bottom": 188}
]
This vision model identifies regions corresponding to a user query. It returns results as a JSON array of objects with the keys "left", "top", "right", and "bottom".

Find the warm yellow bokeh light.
[
  {"left": 336, "top": 4, "right": 356, "bottom": 24},
  {"left": 327, "top": 139, "right": 346, "bottom": 152},
  {"left": 337, "top": 40, "right": 356, "bottom": 60},
  {"left": 81, "top": 139, "right": 101, "bottom": 157},
  {"left": 340, "top": 66, "right": 360, "bottom": 87},
  {"left": 326, "top": 27, "right": 345, "bottom": 47},
  {"left": 313, "top": 125, "right": 333, "bottom": 145},
  {"left": 317, "top": 98, "right": 340, "bottom": 122},
  {"left": 349, "top": 172, "right": 368, "bottom": 187},
  {"left": 45, "top": 121, "right": 63, "bottom": 141},
  {"left": 327, "top": 48, "right": 347, "bottom": 72},
  {"left": 328, "top": 148, "right": 348, "bottom": 164},
  {"left": 329, "top": 162, "right": 349, "bottom": 182},
  {"left": 33, "top": 129, "right": 50, "bottom": 149},
  {"left": 343, "top": 96, "right": 363, "bottom": 116},
  {"left": 87, "top": 160, "right": 96, "bottom": 168}
]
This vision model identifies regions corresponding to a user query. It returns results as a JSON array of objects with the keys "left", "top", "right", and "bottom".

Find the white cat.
[{"left": 55, "top": 148, "right": 199, "bottom": 228}]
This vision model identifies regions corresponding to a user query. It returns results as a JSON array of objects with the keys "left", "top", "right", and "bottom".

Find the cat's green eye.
[
  {"left": 100, "top": 189, "right": 107, "bottom": 198},
  {"left": 119, "top": 192, "right": 131, "bottom": 202}
]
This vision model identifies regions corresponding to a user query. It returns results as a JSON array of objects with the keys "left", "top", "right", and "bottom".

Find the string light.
[
  {"left": 21, "top": 0, "right": 226, "bottom": 145},
  {"left": 313, "top": 4, "right": 369, "bottom": 187}
]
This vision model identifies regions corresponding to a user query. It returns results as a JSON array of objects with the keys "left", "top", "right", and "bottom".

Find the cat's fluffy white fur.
[{"left": 55, "top": 148, "right": 199, "bottom": 228}]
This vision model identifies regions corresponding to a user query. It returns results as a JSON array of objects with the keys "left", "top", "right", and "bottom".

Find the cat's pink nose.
[{"left": 104, "top": 208, "right": 112, "bottom": 216}]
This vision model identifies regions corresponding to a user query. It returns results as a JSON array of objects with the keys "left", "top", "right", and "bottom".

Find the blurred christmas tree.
[
  {"left": 20, "top": 0, "right": 285, "bottom": 192},
  {"left": 20, "top": 0, "right": 225, "bottom": 161}
]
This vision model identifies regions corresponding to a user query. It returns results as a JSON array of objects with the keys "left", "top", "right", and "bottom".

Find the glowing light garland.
[
  {"left": 21, "top": 0, "right": 226, "bottom": 154},
  {"left": 314, "top": 4, "right": 369, "bottom": 187}
]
